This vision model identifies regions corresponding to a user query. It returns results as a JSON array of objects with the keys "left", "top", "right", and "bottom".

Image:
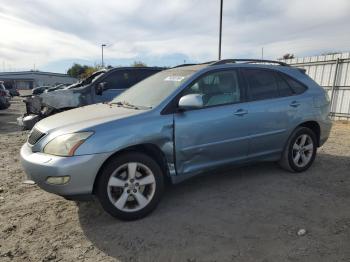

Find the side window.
[
  {"left": 102, "top": 71, "right": 130, "bottom": 89},
  {"left": 243, "top": 69, "right": 279, "bottom": 101},
  {"left": 185, "top": 70, "right": 242, "bottom": 107},
  {"left": 283, "top": 75, "right": 307, "bottom": 94},
  {"left": 275, "top": 73, "right": 294, "bottom": 97},
  {"left": 133, "top": 69, "right": 158, "bottom": 84}
]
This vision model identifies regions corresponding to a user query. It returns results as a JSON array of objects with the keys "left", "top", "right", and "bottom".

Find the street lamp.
[
  {"left": 218, "top": 0, "right": 223, "bottom": 60},
  {"left": 101, "top": 44, "right": 107, "bottom": 67}
]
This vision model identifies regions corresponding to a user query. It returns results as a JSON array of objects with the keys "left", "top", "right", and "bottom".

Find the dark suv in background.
[
  {"left": 0, "top": 82, "right": 11, "bottom": 109},
  {"left": 3, "top": 81, "right": 20, "bottom": 97},
  {"left": 18, "top": 67, "right": 164, "bottom": 129}
]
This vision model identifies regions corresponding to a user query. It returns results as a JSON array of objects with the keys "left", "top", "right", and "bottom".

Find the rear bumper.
[
  {"left": 319, "top": 118, "right": 332, "bottom": 146},
  {"left": 20, "top": 143, "right": 110, "bottom": 197}
]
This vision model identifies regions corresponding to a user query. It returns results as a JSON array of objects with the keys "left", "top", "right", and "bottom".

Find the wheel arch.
[
  {"left": 298, "top": 121, "right": 321, "bottom": 147},
  {"left": 92, "top": 143, "right": 170, "bottom": 194}
]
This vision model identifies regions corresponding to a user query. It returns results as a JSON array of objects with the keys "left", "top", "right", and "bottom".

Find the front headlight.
[{"left": 43, "top": 132, "right": 93, "bottom": 156}]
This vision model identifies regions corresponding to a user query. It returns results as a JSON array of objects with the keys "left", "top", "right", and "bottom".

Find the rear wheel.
[
  {"left": 96, "top": 152, "right": 164, "bottom": 220},
  {"left": 279, "top": 127, "right": 317, "bottom": 172}
]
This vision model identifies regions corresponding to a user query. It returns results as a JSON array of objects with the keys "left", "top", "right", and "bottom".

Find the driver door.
[{"left": 174, "top": 69, "right": 250, "bottom": 177}]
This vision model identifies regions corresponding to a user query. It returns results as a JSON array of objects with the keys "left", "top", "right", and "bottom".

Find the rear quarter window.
[
  {"left": 283, "top": 75, "right": 307, "bottom": 94},
  {"left": 275, "top": 73, "right": 294, "bottom": 97}
]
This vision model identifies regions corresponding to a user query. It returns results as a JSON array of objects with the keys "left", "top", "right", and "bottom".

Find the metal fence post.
[{"left": 330, "top": 58, "right": 340, "bottom": 116}]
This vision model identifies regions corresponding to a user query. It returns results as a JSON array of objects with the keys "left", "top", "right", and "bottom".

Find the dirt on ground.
[{"left": 0, "top": 96, "right": 350, "bottom": 262}]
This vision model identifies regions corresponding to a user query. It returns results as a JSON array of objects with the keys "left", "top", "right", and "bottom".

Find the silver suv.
[{"left": 20, "top": 59, "right": 332, "bottom": 220}]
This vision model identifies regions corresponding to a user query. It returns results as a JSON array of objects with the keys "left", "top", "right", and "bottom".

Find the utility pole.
[
  {"left": 101, "top": 44, "right": 106, "bottom": 68},
  {"left": 218, "top": 0, "right": 223, "bottom": 60},
  {"left": 261, "top": 47, "right": 264, "bottom": 59}
]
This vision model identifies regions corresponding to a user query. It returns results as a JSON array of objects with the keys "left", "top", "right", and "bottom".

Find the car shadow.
[{"left": 77, "top": 153, "right": 350, "bottom": 261}]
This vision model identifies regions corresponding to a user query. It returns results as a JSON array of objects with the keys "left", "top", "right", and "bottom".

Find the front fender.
[{"left": 75, "top": 113, "right": 176, "bottom": 176}]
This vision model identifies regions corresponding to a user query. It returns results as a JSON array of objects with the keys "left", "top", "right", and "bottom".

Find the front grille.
[{"left": 28, "top": 128, "right": 45, "bottom": 145}]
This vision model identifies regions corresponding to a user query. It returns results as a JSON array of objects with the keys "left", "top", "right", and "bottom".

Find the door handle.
[
  {"left": 290, "top": 101, "right": 300, "bottom": 107},
  {"left": 233, "top": 109, "right": 248, "bottom": 116}
]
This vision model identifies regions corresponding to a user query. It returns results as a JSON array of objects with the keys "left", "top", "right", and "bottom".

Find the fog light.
[{"left": 46, "top": 176, "right": 70, "bottom": 185}]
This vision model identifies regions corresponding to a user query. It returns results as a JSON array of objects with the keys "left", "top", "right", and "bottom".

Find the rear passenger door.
[{"left": 242, "top": 68, "right": 295, "bottom": 158}]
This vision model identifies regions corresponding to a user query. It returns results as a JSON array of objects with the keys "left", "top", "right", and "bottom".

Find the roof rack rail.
[
  {"left": 172, "top": 63, "right": 198, "bottom": 68},
  {"left": 210, "top": 59, "right": 289, "bottom": 67},
  {"left": 172, "top": 61, "right": 217, "bottom": 69}
]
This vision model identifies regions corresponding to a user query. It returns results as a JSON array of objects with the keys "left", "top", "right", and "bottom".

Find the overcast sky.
[{"left": 1, "top": 0, "right": 349, "bottom": 73}]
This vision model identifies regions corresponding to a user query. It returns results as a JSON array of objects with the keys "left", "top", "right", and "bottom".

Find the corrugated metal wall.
[{"left": 282, "top": 52, "right": 350, "bottom": 120}]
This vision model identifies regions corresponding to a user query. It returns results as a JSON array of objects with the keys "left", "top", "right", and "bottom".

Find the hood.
[
  {"left": 39, "top": 88, "right": 83, "bottom": 109},
  {"left": 36, "top": 103, "right": 143, "bottom": 133}
]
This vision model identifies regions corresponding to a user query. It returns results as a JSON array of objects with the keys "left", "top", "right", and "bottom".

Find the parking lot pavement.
[{"left": 0, "top": 97, "right": 350, "bottom": 262}]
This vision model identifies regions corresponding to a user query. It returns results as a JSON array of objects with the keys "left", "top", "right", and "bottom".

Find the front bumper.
[{"left": 20, "top": 143, "right": 110, "bottom": 197}]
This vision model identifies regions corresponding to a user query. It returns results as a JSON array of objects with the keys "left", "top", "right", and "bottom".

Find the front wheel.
[
  {"left": 96, "top": 152, "right": 164, "bottom": 220},
  {"left": 279, "top": 127, "right": 317, "bottom": 172}
]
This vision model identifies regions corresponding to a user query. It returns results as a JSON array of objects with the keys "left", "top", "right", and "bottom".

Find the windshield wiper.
[{"left": 110, "top": 101, "right": 152, "bottom": 110}]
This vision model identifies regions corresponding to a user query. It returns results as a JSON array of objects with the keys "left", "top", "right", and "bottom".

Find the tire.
[
  {"left": 279, "top": 127, "right": 317, "bottom": 172},
  {"left": 96, "top": 152, "right": 164, "bottom": 220}
]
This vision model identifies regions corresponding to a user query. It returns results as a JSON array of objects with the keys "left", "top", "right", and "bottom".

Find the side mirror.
[
  {"left": 178, "top": 94, "right": 203, "bottom": 110},
  {"left": 95, "top": 82, "right": 107, "bottom": 96}
]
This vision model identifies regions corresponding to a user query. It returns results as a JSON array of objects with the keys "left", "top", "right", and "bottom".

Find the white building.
[{"left": 0, "top": 71, "right": 77, "bottom": 89}]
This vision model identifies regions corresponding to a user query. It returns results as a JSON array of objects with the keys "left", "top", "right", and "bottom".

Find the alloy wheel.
[
  {"left": 292, "top": 134, "right": 314, "bottom": 168},
  {"left": 107, "top": 162, "right": 156, "bottom": 212}
]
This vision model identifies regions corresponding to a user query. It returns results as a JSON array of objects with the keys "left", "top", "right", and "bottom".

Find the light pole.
[
  {"left": 218, "top": 0, "right": 223, "bottom": 60},
  {"left": 101, "top": 44, "right": 106, "bottom": 67}
]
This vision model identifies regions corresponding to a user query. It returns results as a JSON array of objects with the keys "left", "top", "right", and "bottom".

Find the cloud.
[{"left": 0, "top": 0, "right": 349, "bottom": 72}]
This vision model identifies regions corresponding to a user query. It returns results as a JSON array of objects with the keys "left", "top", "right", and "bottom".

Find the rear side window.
[
  {"left": 133, "top": 69, "right": 159, "bottom": 84},
  {"left": 243, "top": 69, "right": 279, "bottom": 101},
  {"left": 283, "top": 75, "right": 307, "bottom": 94},
  {"left": 103, "top": 71, "right": 130, "bottom": 89}
]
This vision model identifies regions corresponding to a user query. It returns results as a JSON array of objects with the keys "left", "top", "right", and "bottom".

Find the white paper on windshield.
[{"left": 164, "top": 76, "right": 185, "bottom": 82}]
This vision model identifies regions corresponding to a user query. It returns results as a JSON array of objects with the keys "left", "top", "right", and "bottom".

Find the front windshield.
[{"left": 112, "top": 69, "right": 195, "bottom": 108}]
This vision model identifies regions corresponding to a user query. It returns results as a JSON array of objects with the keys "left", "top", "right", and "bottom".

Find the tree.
[
  {"left": 67, "top": 63, "right": 86, "bottom": 78},
  {"left": 131, "top": 61, "right": 147, "bottom": 67},
  {"left": 80, "top": 67, "right": 99, "bottom": 79},
  {"left": 67, "top": 63, "right": 99, "bottom": 79},
  {"left": 282, "top": 53, "right": 295, "bottom": 59}
]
